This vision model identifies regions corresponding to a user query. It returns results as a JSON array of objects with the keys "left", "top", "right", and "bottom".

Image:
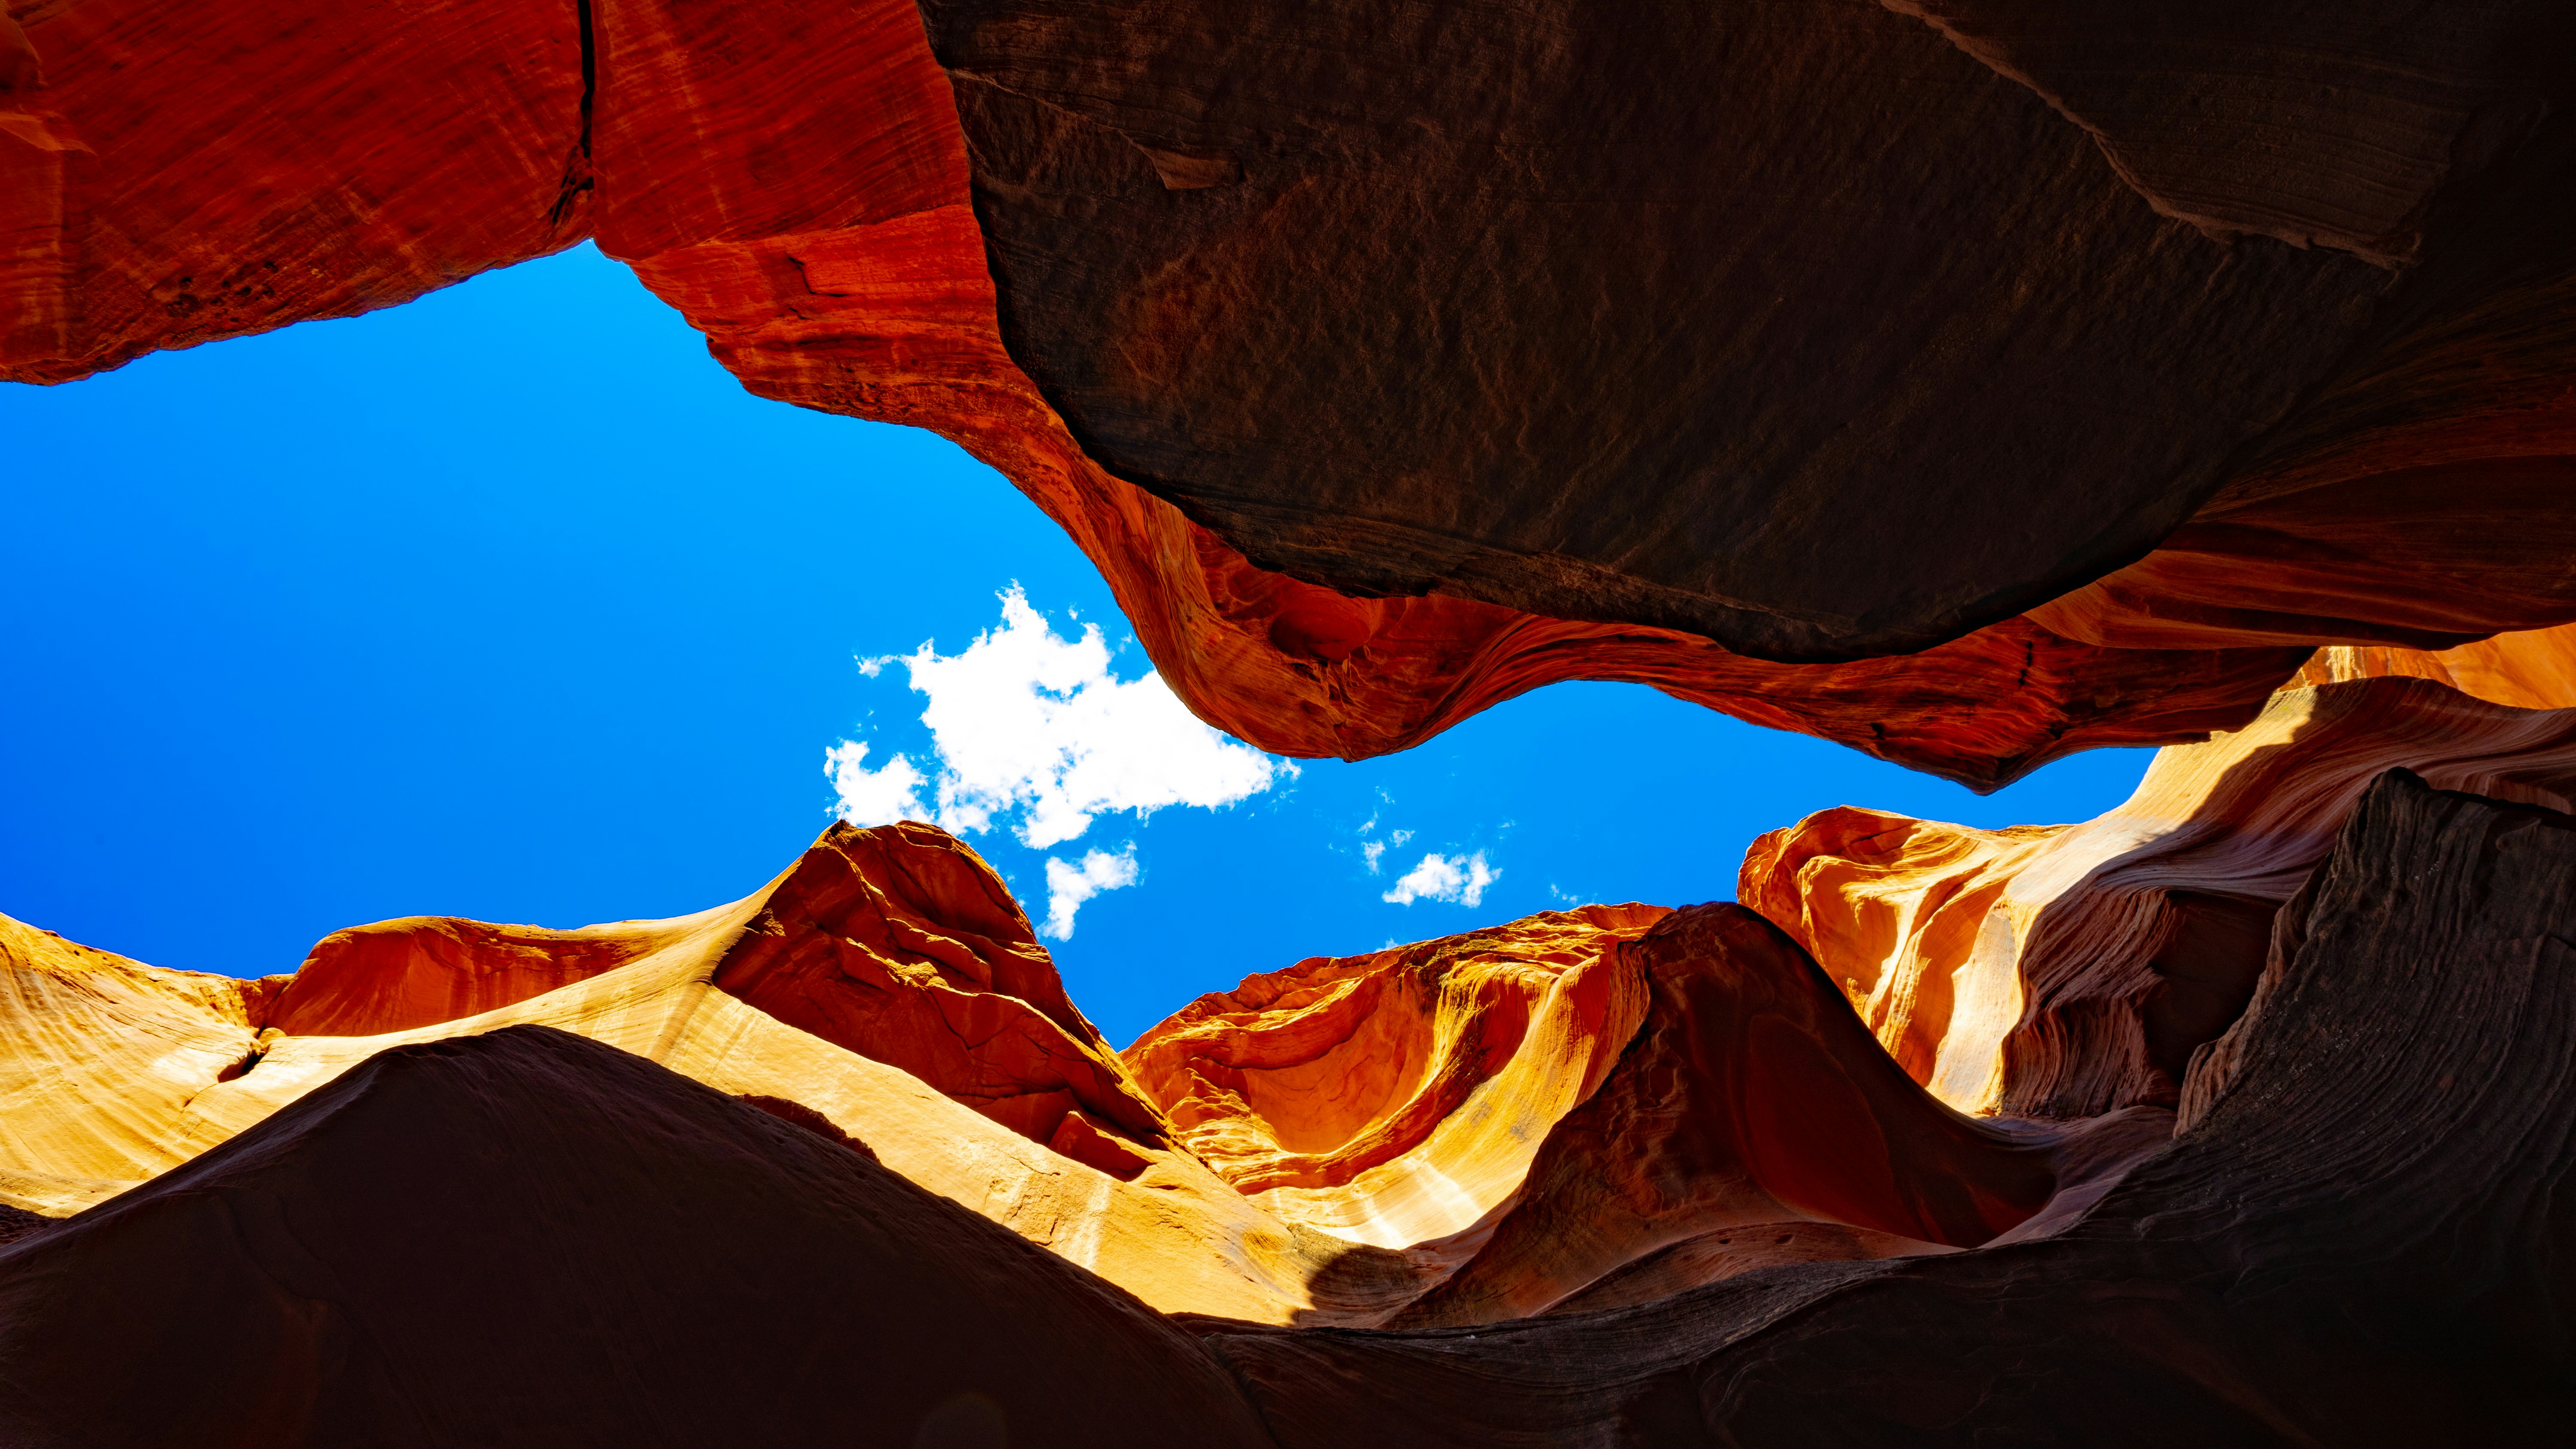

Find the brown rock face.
[
  {"left": 924, "top": 0, "right": 2436, "bottom": 659},
  {"left": 710, "top": 821, "right": 1162, "bottom": 1149},
  {"left": 6, "top": 770, "right": 2573, "bottom": 1442},
  {"left": 0, "top": 1027, "right": 1274, "bottom": 1449},
  {"left": 12, "top": 0, "right": 2574, "bottom": 787},
  {"left": 16, "top": 3, "right": 2576, "bottom": 1438},
  {"left": 1743, "top": 675, "right": 2576, "bottom": 1120}
]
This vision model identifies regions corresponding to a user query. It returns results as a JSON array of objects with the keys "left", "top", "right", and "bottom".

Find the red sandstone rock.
[
  {"left": 264, "top": 916, "right": 673, "bottom": 1037},
  {"left": 12, "top": 8, "right": 2576, "bottom": 1435},
  {"left": 0, "top": 809, "right": 2213, "bottom": 1337},
  {"left": 12, "top": 0, "right": 2574, "bottom": 787},
  {"left": 1125, "top": 906, "right": 1657, "bottom": 1248},
  {"left": 711, "top": 821, "right": 1164, "bottom": 1151},
  {"left": 6, "top": 773, "right": 2570, "bottom": 1441},
  {"left": 1742, "top": 674, "right": 2576, "bottom": 1119}
]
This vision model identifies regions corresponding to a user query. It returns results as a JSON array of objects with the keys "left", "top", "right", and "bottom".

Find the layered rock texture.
[
  {"left": 12, "top": 0, "right": 2576, "bottom": 1439},
  {"left": 11, "top": 0, "right": 2575, "bottom": 786},
  {"left": 8, "top": 733, "right": 2576, "bottom": 1440}
]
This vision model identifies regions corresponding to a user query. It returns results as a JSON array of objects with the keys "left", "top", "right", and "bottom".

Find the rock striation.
[
  {"left": 1125, "top": 905, "right": 1659, "bottom": 1250},
  {"left": 5, "top": 769, "right": 2573, "bottom": 1441},
  {"left": 1744, "top": 674, "right": 2576, "bottom": 1120},
  {"left": 10, "top": 0, "right": 2575, "bottom": 785},
  {"left": 0, "top": 822, "right": 1414, "bottom": 1324},
  {"left": 6, "top": 825, "right": 2152, "bottom": 1332},
  {"left": 12, "top": 2, "right": 2576, "bottom": 1437},
  {"left": 1191, "top": 770, "right": 2576, "bottom": 1443}
]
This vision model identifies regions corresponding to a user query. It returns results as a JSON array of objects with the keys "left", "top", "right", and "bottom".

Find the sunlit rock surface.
[
  {"left": 1125, "top": 905, "right": 1660, "bottom": 1249},
  {"left": 1744, "top": 674, "right": 2576, "bottom": 1120},
  {"left": 12, "top": 0, "right": 2574, "bottom": 785},
  {"left": 11, "top": 0, "right": 2576, "bottom": 1436},
  {"left": 0, "top": 821, "right": 2154, "bottom": 1334},
  {"left": 0, "top": 823, "right": 1427, "bottom": 1325},
  {"left": 6, "top": 765, "right": 2574, "bottom": 1440}
]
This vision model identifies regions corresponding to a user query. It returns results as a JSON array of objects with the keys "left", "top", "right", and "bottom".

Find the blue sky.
[{"left": 0, "top": 244, "right": 2151, "bottom": 1044}]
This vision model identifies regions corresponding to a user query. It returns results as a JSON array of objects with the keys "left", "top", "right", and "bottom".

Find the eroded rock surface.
[
  {"left": 11, "top": 3, "right": 2576, "bottom": 1436},
  {"left": 1744, "top": 675, "right": 2576, "bottom": 1119},
  {"left": 1127, "top": 906, "right": 1657, "bottom": 1246},
  {"left": 4, "top": 770, "right": 2569, "bottom": 1442},
  {"left": 0, "top": 810, "right": 2194, "bottom": 1337},
  {"left": 0, "top": 1027, "right": 1275, "bottom": 1449},
  {"left": 9, "top": 0, "right": 2573, "bottom": 786}
]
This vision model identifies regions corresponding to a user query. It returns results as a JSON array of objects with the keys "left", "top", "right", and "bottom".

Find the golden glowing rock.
[
  {"left": 0, "top": 814, "right": 2178, "bottom": 1333},
  {"left": 0, "top": 826, "right": 1369, "bottom": 1322},
  {"left": 1743, "top": 674, "right": 2576, "bottom": 1118},
  {"left": 2290, "top": 619, "right": 2576, "bottom": 713},
  {"left": 0, "top": 825, "right": 1676, "bottom": 1324},
  {"left": 1126, "top": 905, "right": 1660, "bottom": 1250}
]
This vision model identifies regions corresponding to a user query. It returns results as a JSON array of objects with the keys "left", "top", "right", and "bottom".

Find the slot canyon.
[{"left": 5, "top": 0, "right": 2576, "bottom": 1442}]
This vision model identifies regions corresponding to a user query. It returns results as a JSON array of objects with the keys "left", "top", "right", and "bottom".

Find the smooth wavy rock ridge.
[
  {"left": 4, "top": 758, "right": 2574, "bottom": 1440},
  {"left": 11, "top": 0, "right": 2576, "bottom": 1439}
]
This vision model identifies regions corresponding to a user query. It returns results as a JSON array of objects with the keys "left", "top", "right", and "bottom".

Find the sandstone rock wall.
[
  {"left": 11, "top": 1, "right": 2576, "bottom": 1437},
  {"left": 10, "top": 0, "right": 2573, "bottom": 787},
  {"left": 5, "top": 770, "right": 2570, "bottom": 1441}
]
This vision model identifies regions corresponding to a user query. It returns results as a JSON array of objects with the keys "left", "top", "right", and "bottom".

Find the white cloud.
[
  {"left": 1043, "top": 846, "right": 1139, "bottom": 940},
  {"left": 826, "top": 587, "right": 1292, "bottom": 849},
  {"left": 1382, "top": 851, "right": 1499, "bottom": 908},
  {"left": 822, "top": 740, "right": 932, "bottom": 829},
  {"left": 1356, "top": 816, "right": 1413, "bottom": 875}
]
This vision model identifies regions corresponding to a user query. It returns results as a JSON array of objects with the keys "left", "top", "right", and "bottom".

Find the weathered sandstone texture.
[
  {"left": 1191, "top": 771, "right": 2576, "bottom": 1443},
  {"left": 3, "top": 767, "right": 2572, "bottom": 1441},
  {"left": 12, "top": 1, "right": 2576, "bottom": 1438},
  {"left": 0, "top": 821, "right": 2159, "bottom": 1333},
  {"left": 0, "top": 822, "right": 1459, "bottom": 1325},
  {"left": 1745, "top": 673, "right": 2576, "bottom": 1120},
  {"left": 12, "top": 0, "right": 2575, "bottom": 784}
]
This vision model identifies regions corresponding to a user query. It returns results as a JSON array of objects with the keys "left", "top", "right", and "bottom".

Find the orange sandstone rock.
[
  {"left": 1743, "top": 674, "right": 2576, "bottom": 1119},
  {"left": 10, "top": 0, "right": 2501, "bottom": 791},
  {"left": 0, "top": 913, "right": 279, "bottom": 1213},
  {"left": 1126, "top": 906, "right": 1659, "bottom": 1248},
  {"left": 0, "top": 825, "right": 1376, "bottom": 1323},
  {"left": 0, "top": 824, "right": 1677, "bottom": 1324},
  {"left": 9, "top": 772, "right": 2571, "bottom": 1441},
  {"left": 0, "top": 815, "right": 2174, "bottom": 1333},
  {"left": 2289, "top": 618, "right": 2576, "bottom": 713}
]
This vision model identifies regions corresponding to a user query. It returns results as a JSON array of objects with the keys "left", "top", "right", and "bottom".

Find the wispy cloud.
[
  {"left": 826, "top": 587, "right": 1292, "bottom": 936},
  {"left": 1357, "top": 811, "right": 1412, "bottom": 875},
  {"left": 1044, "top": 846, "right": 1140, "bottom": 940},
  {"left": 1382, "top": 851, "right": 1499, "bottom": 908}
]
